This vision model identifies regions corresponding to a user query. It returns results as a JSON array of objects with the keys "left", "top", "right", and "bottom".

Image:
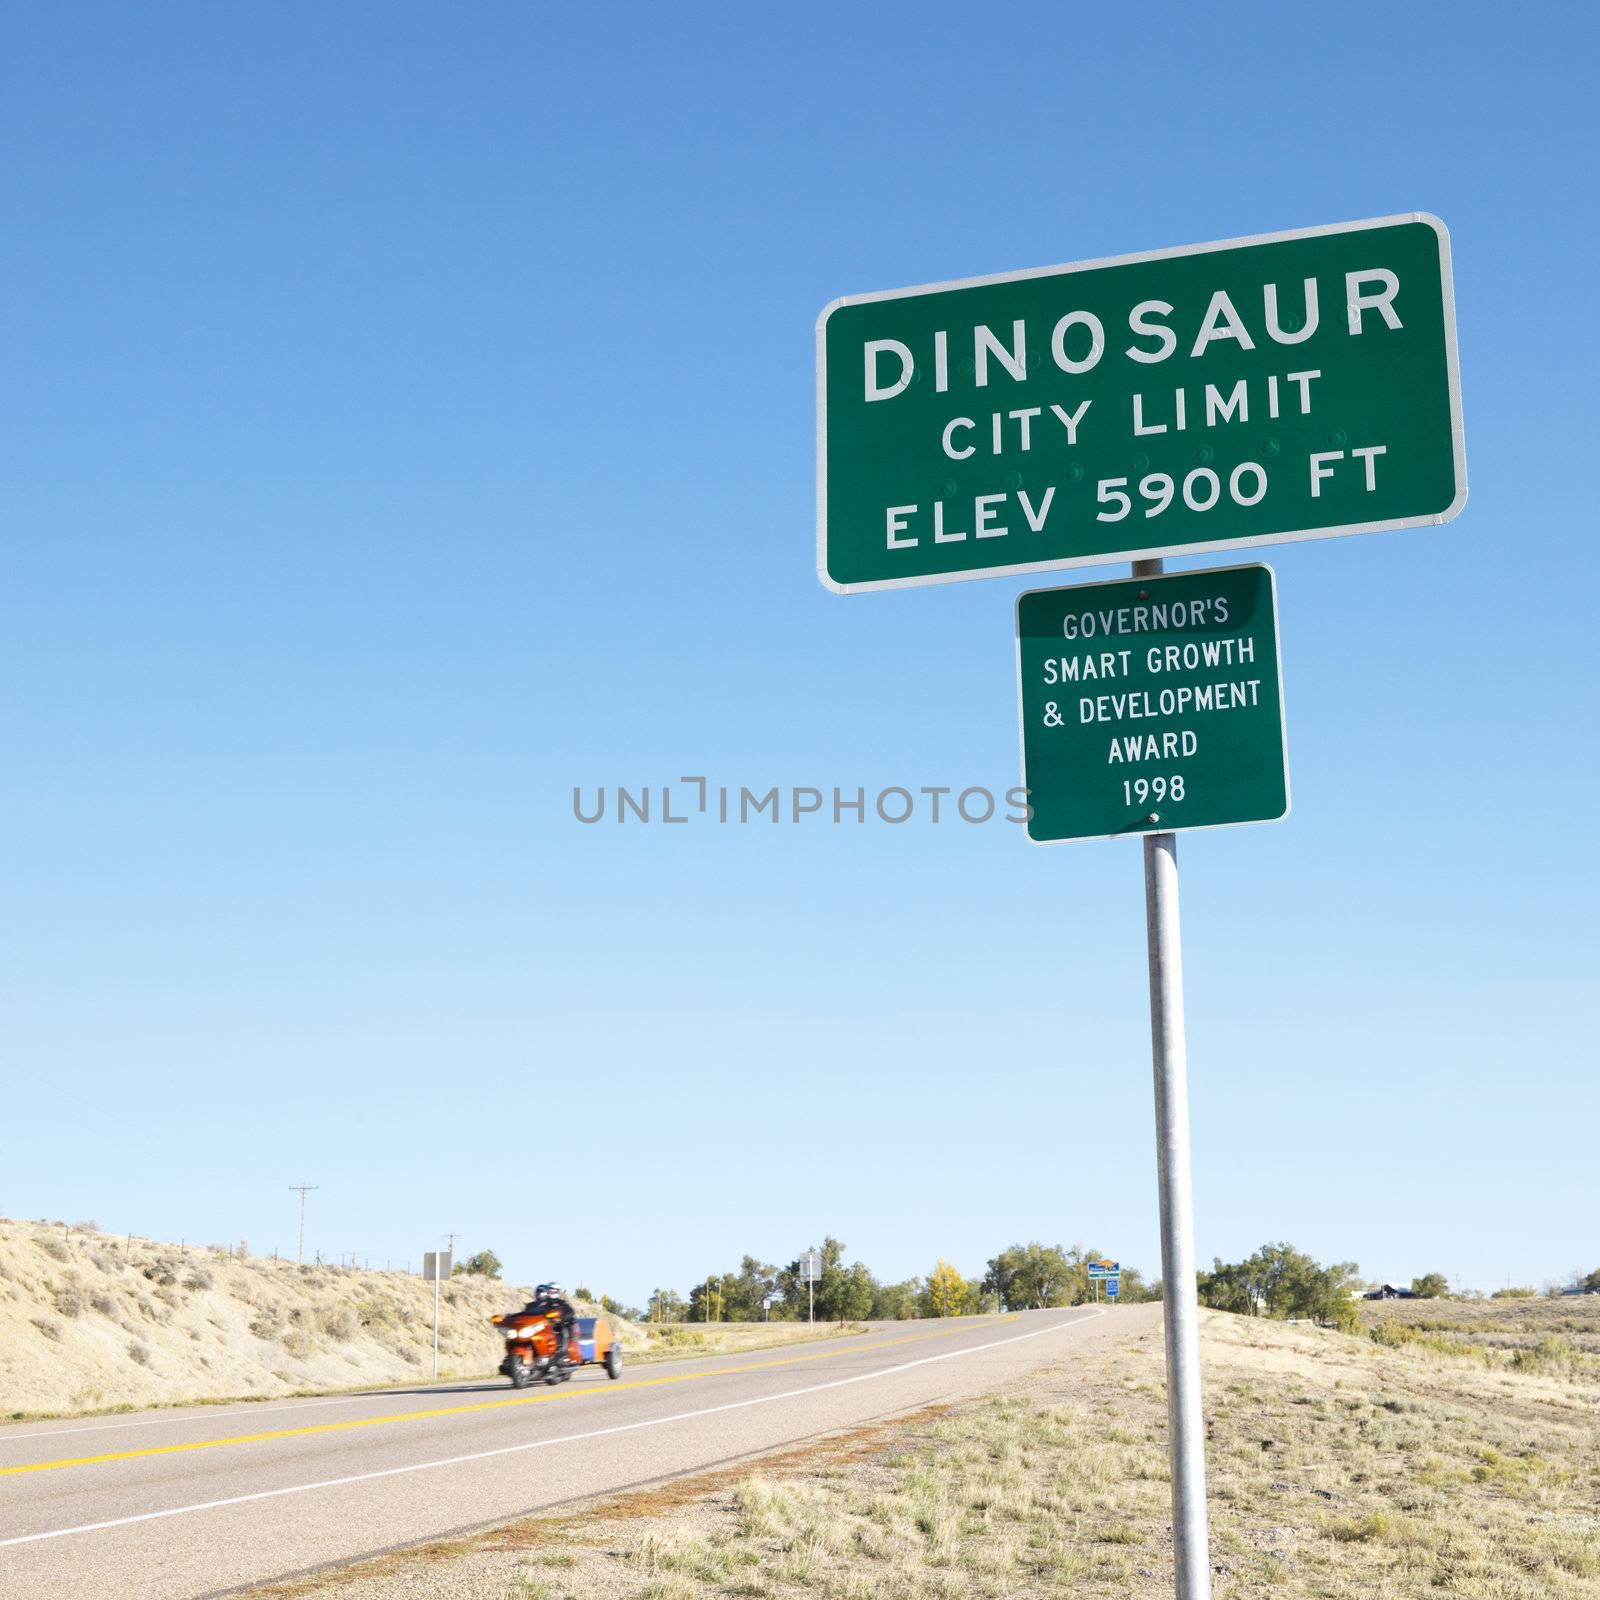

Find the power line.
[{"left": 288, "top": 1185, "right": 318, "bottom": 1265}]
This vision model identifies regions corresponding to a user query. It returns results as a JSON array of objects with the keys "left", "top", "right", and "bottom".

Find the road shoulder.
[{"left": 233, "top": 1309, "right": 1146, "bottom": 1599}]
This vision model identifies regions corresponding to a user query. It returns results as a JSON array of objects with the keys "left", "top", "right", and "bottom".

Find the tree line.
[
  {"left": 1189, "top": 1245, "right": 1566, "bottom": 1328},
  {"left": 606, "top": 1238, "right": 1160, "bottom": 1324},
  {"left": 464, "top": 1241, "right": 1600, "bottom": 1323}
]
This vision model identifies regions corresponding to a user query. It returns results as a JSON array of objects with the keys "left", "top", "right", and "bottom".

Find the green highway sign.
[
  {"left": 1017, "top": 565, "right": 1288, "bottom": 843},
  {"left": 818, "top": 214, "right": 1464, "bottom": 593}
]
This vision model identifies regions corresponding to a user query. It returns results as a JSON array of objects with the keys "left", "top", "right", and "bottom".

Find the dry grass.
[{"left": 244, "top": 1299, "right": 1600, "bottom": 1599}]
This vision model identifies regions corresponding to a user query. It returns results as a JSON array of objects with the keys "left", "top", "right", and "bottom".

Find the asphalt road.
[{"left": 0, "top": 1305, "right": 1151, "bottom": 1598}]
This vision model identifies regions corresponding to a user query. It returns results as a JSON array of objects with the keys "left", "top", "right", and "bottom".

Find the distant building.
[{"left": 1362, "top": 1283, "right": 1417, "bottom": 1300}]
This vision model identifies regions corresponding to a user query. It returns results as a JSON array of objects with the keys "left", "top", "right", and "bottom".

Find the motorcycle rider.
[{"left": 524, "top": 1282, "right": 577, "bottom": 1369}]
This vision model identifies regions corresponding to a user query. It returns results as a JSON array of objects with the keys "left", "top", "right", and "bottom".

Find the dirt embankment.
[{"left": 0, "top": 1217, "right": 644, "bottom": 1417}]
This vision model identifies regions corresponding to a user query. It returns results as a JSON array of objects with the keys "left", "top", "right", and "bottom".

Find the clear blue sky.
[{"left": 3, "top": 4, "right": 1595, "bottom": 1302}]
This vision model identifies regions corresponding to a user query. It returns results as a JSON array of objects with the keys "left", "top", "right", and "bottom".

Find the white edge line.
[{"left": 0, "top": 1311, "right": 1106, "bottom": 1549}]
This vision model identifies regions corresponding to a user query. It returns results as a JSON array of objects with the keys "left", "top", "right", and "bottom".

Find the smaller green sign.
[{"left": 1017, "top": 565, "right": 1288, "bottom": 843}]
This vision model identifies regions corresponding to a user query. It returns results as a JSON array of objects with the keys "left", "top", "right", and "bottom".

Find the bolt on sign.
[
  {"left": 1017, "top": 566, "right": 1288, "bottom": 844},
  {"left": 817, "top": 214, "right": 1464, "bottom": 592}
]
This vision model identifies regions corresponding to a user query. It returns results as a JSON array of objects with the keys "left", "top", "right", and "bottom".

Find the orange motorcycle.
[{"left": 491, "top": 1309, "right": 622, "bottom": 1388}]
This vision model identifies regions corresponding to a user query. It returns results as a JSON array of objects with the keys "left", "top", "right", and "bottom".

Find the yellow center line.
[{"left": 1, "top": 1316, "right": 1018, "bottom": 1477}]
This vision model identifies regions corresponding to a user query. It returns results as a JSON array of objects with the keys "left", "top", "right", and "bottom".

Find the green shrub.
[
  {"left": 1367, "top": 1320, "right": 1480, "bottom": 1361},
  {"left": 1330, "top": 1512, "right": 1391, "bottom": 1542},
  {"left": 656, "top": 1327, "right": 708, "bottom": 1349},
  {"left": 1095, "top": 1525, "right": 1141, "bottom": 1545},
  {"left": 1512, "top": 1336, "right": 1580, "bottom": 1375},
  {"left": 249, "top": 1309, "right": 286, "bottom": 1340},
  {"left": 1415, "top": 1332, "right": 1480, "bottom": 1361},
  {"left": 1471, "top": 1449, "right": 1541, "bottom": 1484},
  {"left": 357, "top": 1297, "right": 398, "bottom": 1328},
  {"left": 317, "top": 1306, "right": 358, "bottom": 1341},
  {"left": 1326, "top": 1293, "right": 1361, "bottom": 1333},
  {"left": 1369, "top": 1320, "right": 1415, "bottom": 1348}
]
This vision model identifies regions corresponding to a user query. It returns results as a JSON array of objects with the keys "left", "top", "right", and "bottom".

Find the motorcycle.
[{"left": 491, "top": 1308, "right": 623, "bottom": 1388}]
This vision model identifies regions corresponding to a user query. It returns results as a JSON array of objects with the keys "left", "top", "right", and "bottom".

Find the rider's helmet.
[{"left": 547, "top": 1283, "right": 565, "bottom": 1301}]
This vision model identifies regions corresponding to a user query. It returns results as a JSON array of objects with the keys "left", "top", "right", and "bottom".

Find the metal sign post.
[
  {"left": 800, "top": 1249, "right": 822, "bottom": 1325},
  {"left": 422, "top": 1251, "right": 452, "bottom": 1380},
  {"left": 1133, "top": 579, "right": 1211, "bottom": 1596}
]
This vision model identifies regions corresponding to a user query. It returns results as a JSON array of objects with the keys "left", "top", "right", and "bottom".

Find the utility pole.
[{"left": 289, "top": 1185, "right": 318, "bottom": 1266}]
